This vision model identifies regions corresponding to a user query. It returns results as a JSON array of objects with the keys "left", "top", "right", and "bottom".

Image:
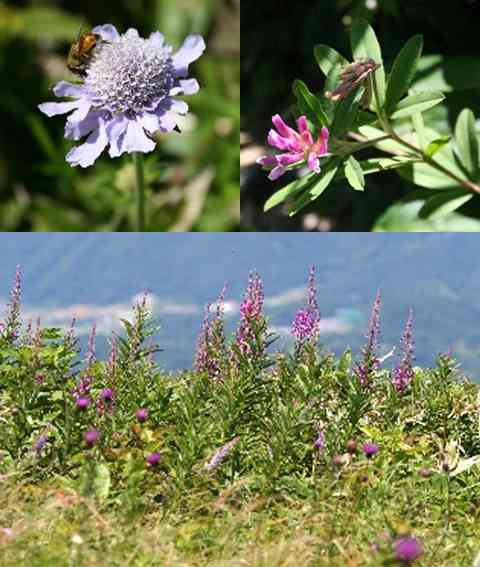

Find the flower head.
[
  {"left": 393, "top": 309, "right": 415, "bottom": 393},
  {"left": 205, "top": 437, "right": 240, "bottom": 472},
  {"left": 354, "top": 289, "right": 381, "bottom": 388},
  {"left": 84, "top": 429, "right": 101, "bottom": 446},
  {"left": 39, "top": 25, "right": 205, "bottom": 167},
  {"left": 147, "top": 451, "right": 161, "bottom": 466},
  {"left": 136, "top": 408, "right": 149, "bottom": 422},
  {"left": 314, "top": 431, "right": 326, "bottom": 453},
  {"left": 257, "top": 114, "right": 329, "bottom": 181},
  {"left": 362, "top": 442, "right": 379, "bottom": 458},
  {"left": 393, "top": 536, "right": 423, "bottom": 563},
  {"left": 100, "top": 388, "right": 114, "bottom": 402},
  {"left": 291, "top": 265, "right": 320, "bottom": 345},
  {"left": 75, "top": 396, "right": 91, "bottom": 410}
]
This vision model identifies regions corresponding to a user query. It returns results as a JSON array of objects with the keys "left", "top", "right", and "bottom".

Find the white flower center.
[{"left": 85, "top": 30, "right": 175, "bottom": 114}]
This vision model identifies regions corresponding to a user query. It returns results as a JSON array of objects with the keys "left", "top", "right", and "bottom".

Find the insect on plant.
[{"left": 67, "top": 26, "right": 104, "bottom": 77}]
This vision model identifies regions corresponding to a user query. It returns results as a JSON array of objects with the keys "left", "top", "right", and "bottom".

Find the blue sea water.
[{"left": 0, "top": 233, "right": 479, "bottom": 380}]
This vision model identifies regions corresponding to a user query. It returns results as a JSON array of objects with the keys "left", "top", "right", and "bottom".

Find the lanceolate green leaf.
[
  {"left": 331, "top": 86, "right": 363, "bottom": 138},
  {"left": 454, "top": 109, "right": 480, "bottom": 179},
  {"left": 344, "top": 156, "right": 365, "bottom": 191},
  {"left": 314, "top": 45, "right": 349, "bottom": 78},
  {"left": 385, "top": 35, "right": 423, "bottom": 116},
  {"left": 350, "top": 19, "right": 385, "bottom": 109},
  {"left": 390, "top": 91, "right": 445, "bottom": 120},
  {"left": 292, "top": 79, "right": 329, "bottom": 128},
  {"left": 419, "top": 190, "right": 473, "bottom": 220},
  {"left": 288, "top": 161, "right": 340, "bottom": 216},
  {"left": 263, "top": 173, "right": 316, "bottom": 212}
]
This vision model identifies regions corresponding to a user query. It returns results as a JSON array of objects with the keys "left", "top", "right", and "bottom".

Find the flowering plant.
[{"left": 261, "top": 19, "right": 480, "bottom": 223}]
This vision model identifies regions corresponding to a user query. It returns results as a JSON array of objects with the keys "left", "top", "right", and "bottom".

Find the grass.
[{"left": 1, "top": 267, "right": 480, "bottom": 565}]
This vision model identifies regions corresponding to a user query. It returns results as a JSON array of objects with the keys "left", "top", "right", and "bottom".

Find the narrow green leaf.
[
  {"left": 335, "top": 157, "right": 417, "bottom": 180},
  {"left": 412, "top": 112, "right": 427, "bottom": 150},
  {"left": 412, "top": 55, "right": 480, "bottom": 93},
  {"left": 263, "top": 173, "right": 316, "bottom": 212},
  {"left": 331, "top": 86, "right": 363, "bottom": 138},
  {"left": 390, "top": 91, "right": 445, "bottom": 120},
  {"left": 454, "top": 108, "right": 480, "bottom": 178},
  {"left": 292, "top": 79, "right": 329, "bottom": 127},
  {"left": 385, "top": 35, "right": 423, "bottom": 116},
  {"left": 419, "top": 190, "right": 473, "bottom": 220},
  {"left": 425, "top": 136, "right": 450, "bottom": 157},
  {"left": 350, "top": 19, "right": 385, "bottom": 109},
  {"left": 344, "top": 156, "right": 365, "bottom": 191},
  {"left": 314, "top": 45, "right": 349, "bottom": 78},
  {"left": 288, "top": 163, "right": 340, "bottom": 216}
]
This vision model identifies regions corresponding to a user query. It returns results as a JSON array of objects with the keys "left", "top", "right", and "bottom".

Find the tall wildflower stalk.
[
  {"left": 194, "top": 285, "right": 227, "bottom": 380},
  {"left": 2, "top": 265, "right": 22, "bottom": 343},
  {"left": 232, "top": 272, "right": 267, "bottom": 370},
  {"left": 354, "top": 290, "right": 381, "bottom": 388},
  {"left": 291, "top": 265, "right": 320, "bottom": 358},
  {"left": 393, "top": 309, "right": 415, "bottom": 393}
]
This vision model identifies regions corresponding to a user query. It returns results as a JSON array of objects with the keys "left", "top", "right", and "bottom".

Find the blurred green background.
[
  {"left": 0, "top": 0, "right": 239, "bottom": 231},
  {"left": 241, "top": 0, "right": 480, "bottom": 232}
]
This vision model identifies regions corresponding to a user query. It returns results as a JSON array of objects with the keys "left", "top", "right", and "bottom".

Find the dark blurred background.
[
  {"left": 0, "top": 0, "right": 239, "bottom": 231},
  {"left": 241, "top": 0, "right": 480, "bottom": 232}
]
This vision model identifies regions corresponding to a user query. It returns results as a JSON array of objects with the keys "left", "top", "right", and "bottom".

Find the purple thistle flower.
[
  {"left": 38, "top": 25, "right": 205, "bottom": 168},
  {"left": 136, "top": 408, "right": 149, "bottom": 422},
  {"left": 84, "top": 429, "right": 101, "bottom": 446},
  {"left": 100, "top": 388, "right": 114, "bottom": 402},
  {"left": 233, "top": 272, "right": 266, "bottom": 366},
  {"left": 362, "top": 442, "right": 379, "bottom": 458},
  {"left": 75, "top": 396, "right": 91, "bottom": 410},
  {"left": 393, "top": 536, "right": 423, "bottom": 563},
  {"left": 205, "top": 437, "right": 240, "bottom": 472},
  {"left": 354, "top": 289, "right": 381, "bottom": 388},
  {"left": 257, "top": 114, "right": 330, "bottom": 181},
  {"left": 147, "top": 451, "right": 161, "bottom": 466},
  {"left": 291, "top": 265, "right": 320, "bottom": 347},
  {"left": 393, "top": 309, "right": 415, "bottom": 393}
]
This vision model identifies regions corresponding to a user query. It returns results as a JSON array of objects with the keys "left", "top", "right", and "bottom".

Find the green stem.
[
  {"left": 367, "top": 74, "right": 480, "bottom": 195},
  {"left": 133, "top": 153, "right": 146, "bottom": 231}
]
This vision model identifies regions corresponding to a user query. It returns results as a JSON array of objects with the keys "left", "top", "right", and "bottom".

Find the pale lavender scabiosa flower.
[
  {"left": 232, "top": 272, "right": 266, "bottom": 366},
  {"left": 38, "top": 25, "right": 205, "bottom": 167},
  {"left": 257, "top": 114, "right": 330, "bottom": 181},
  {"left": 393, "top": 309, "right": 415, "bottom": 393},
  {"left": 354, "top": 289, "right": 381, "bottom": 388},
  {"left": 393, "top": 536, "right": 423, "bottom": 563},
  {"left": 194, "top": 285, "right": 227, "bottom": 380},
  {"left": 205, "top": 437, "right": 240, "bottom": 472},
  {"left": 291, "top": 265, "right": 321, "bottom": 352}
]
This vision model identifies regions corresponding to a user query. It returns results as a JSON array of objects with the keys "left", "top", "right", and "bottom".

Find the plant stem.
[
  {"left": 133, "top": 153, "right": 146, "bottom": 231},
  {"left": 365, "top": 74, "right": 480, "bottom": 195}
]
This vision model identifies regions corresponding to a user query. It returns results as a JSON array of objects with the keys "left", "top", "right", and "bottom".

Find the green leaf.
[
  {"left": 385, "top": 35, "right": 423, "bottom": 116},
  {"left": 419, "top": 191, "right": 473, "bottom": 220},
  {"left": 425, "top": 136, "right": 450, "bottom": 157},
  {"left": 288, "top": 162, "right": 340, "bottom": 216},
  {"left": 412, "top": 55, "right": 480, "bottom": 92},
  {"left": 390, "top": 91, "right": 445, "bottom": 120},
  {"left": 374, "top": 199, "right": 480, "bottom": 232},
  {"left": 264, "top": 174, "right": 316, "bottom": 212},
  {"left": 454, "top": 109, "right": 480, "bottom": 178},
  {"left": 331, "top": 86, "right": 363, "bottom": 138},
  {"left": 292, "top": 80, "right": 329, "bottom": 128},
  {"left": 344, "top": 156, "right": 365, "bottom": 191},
  {"left": 357, "top": 125, "right": 411, "bottom": 155},
  {"left": 412, "top": 112, "right": 427, "bottom": 150},
  {"left": 314, "top": 45, "right": 349, "bottom": 78},
  {"left": 350, "top": 19, "right": 385, "bottom": 109}
]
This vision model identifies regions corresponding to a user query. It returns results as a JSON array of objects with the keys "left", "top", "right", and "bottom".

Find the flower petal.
[
  {"left": 121, "top": 120, "right": 156, "bottom": 154},
  {"left": 65, "top": 112, "right": 101, "bottom": 141},
  {"left": 53, "top": 81, "right": 86, "bottom": 98},
  {"left": 172, "top": 35, "right": 206, "bottom": 77},
  {"left": 267, "top": 129, "right": 290, "bottom": 150},
  {"left": 297, "top": 116, "right": 314, "bottom": 145},
  {"left": 257, "top": 155, "right": 278, "bottom": 167},
  {"left": 66, "top": 119, "right": 108, "bottom": 168},
  {"left": 92, "top": 24, "right": 120, "bottom": 42},
  {"left": 149, "top": 31, "right": 165, "bottom": 49},
  {"left": 138, "top": 112, "right": 160, "bottom": 134},
  {"left": 277, "top": 152, "right": 304, "bottom": 166},
  {"left": 268, "top": 166, "right": 286, "bottom": 181},
  {"left": 307, "top": 153, "right": 321, "bottom": 173},
  {"left": 67, "top": 99, "right": 92, "bottom": 124},
  {"left": 272, "top": 114, "right": 298, "bottom": 139},
  {"left": 170, "top": 79, "right": 200, "bottom": 96},
  {"left": 171, "top": 100, "right": 189, "bottom": 115},
  {"left": 38, "top": 101, "right": 80, "bottom": 117}
]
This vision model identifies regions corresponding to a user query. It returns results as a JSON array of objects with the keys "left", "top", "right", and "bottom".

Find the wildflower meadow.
[{"left": 1, "top": 266, "right": 480, "bottom": 565}]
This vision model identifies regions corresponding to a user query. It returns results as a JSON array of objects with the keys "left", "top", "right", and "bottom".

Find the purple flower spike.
[
  {"left": 205, "top": 437, "right": 240, "bottom": 472},
  {"left": 75, "top": 396, "right": 91, "bottom": 410},
  {"left": 362, "top": 442, "right": 379, "bottom": 458},
  {"left": 147, "top": 452, "right": 161, "bottom": 466},
  {"left": 38, "top": 26, "right": 205, "bottom": 167},
  {"left": 84, "top": 429, "right": 101, "bottom": 446},
  {"left": 314, "top": 431, "right": 325, "bottom": 453},
  {"left": 355, "top": 289, "right": 381, "bottom": 388},
  {"left": 136, "top": 408, "right": 149, "bottom": 422},
  {"left": 257, "top": 114, "right": 330, "bottom": 181},
  {"left": 393, "top": 309, "right": 415, "bottom": 393},
  {"left": 291, "top": 265, "right": 320, "bottom": 350},
  {"left": 393, "top": 537, "right": 423, "bottom": 563}
]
